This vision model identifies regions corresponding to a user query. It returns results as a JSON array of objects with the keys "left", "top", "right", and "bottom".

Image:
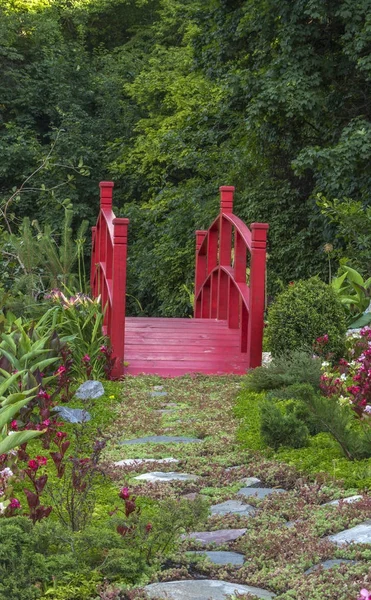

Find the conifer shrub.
[
  {"left": 266, "top": 277, "right": 347, "bottom": 358},
  {"left": 245, "top": 350, "right": 322, "bottom": 392},
  {"left": 260, "top": 401, "right": 310, "bottom": 450}
]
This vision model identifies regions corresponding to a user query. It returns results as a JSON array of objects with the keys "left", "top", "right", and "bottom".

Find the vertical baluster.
[
  {"left": 228, "top": 280, "right": 239, "bottom": 328},
  {"left": 90, "top": 226, "right": 97, "bottom": 293},
  {"left": 247, "top": 223, "right": 269, "bottom": 368},
  {"left": 110, "top": 217, "right": 129, "bottom": 379}
]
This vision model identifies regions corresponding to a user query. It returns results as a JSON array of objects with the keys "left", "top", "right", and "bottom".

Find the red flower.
[
  {"left": 55, "top": 366, "right": 67, "bottom": 377},
  {"left": 9, "top": 498, "right": 21, "bottom": 509},
  {"left": 36, "top": 456, "right": 47, "bottom": 466},
  {"left": 10, "top": 420, "right": 18, "bottom": 431},
  {"left": 119, "top": 487, "right": 130, "bottom": 500},
  {"left": 56, "top": 431, "right": 67, "bottom": 439},
  {"left": 27, "top": 459, "right": 39, "bottom": 471},
  {"left": 145, "top": 523, "right": 152, "bottom": 533},
  {"left": 82, "top": 354, "right": 91, "bottom": 363}
]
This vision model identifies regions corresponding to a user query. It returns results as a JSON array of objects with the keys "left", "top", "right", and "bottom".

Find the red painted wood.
[
  {"left": 91, "top": 182, "right": 268, "bottom": 378},
  {"left": 91, "top": 182, "right": 129, "bottom": 378},
  {"left": 194, "top": 185, "right": 269, "bottom": 369}
]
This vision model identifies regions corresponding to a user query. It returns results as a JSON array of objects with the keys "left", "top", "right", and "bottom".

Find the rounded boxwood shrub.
[{"left": 266, "top": 277, "right": 346, "bottom": 358}]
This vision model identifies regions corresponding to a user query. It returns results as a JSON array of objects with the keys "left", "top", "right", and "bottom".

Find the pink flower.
[
  {"left": 82, "top": 354, "right": 91, "bottom": 363},
  {"left": 27, "top": 459, "right": 39, "bottom": 471},
  {"left": 10, "top": 420, "right": 18, "bottom": 431},
  {"left": 100, "top": 345, "right": 108, "bottom": 353},
  {"left": 119, "top": 487, "right": 130, "bottom": 500},
  {"left": 55, "top": 365, "right": 67, "bottom": 377},
  {"left": 41, "top": 419, "right": 51, "bottom": 428},
  {"left": 36, "top": 456, "right": 47, "bottom": 466},
  {"left": 359, "top": 590, "right": 371, "bottom": 600},
  {"left": 9, "top": 498, "right": 21, "bottom": 509},
  {"left": 56, "top": 431, "right": 67, "bottom": 439},
  {"left": 38, "top": 389, "right": 50, "bottom": 400}
]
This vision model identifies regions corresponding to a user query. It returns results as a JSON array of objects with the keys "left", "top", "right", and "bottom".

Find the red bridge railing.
[
  {"left": 194, "top": 186, "right": 269, "bottom": 369},
  {"left": 90, "top": 181, "right": 128, "bottom": 378}
]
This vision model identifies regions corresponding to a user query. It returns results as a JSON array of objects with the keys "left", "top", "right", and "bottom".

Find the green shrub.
[
  {"left": 266, "top": 390, "right": 325, "bottom": 436},
  {"left": 245, "top": 351, "right": 322, "bottom": 392},
  {"left": 234, "top": 391, "right": 266, "bottom": 450},
  {"left": 260, "top": 401, "right": 309, "bottom": 450},
  {"left": 266, "top": 277, "right": 347, "bottom": 358}
]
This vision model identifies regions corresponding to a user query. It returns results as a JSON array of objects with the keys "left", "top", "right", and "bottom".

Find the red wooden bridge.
[{"left": 91, "top": 182, "right": 268, "bottom": 378}]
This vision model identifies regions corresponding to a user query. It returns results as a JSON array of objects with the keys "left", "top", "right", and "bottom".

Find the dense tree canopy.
[{"left": 1, "top": 0, "right": 371, "bottom": 314}]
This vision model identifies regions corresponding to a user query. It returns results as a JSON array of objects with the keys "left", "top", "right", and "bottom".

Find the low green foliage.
[
  {"left": 266, "top": 278, "right": 347, "bottom": 358},
  {"left": 260, "top": 401, "right": 309, "bottom": 451},
  {"left": 245, "top": 351, "right": 322, "bottom": 392}
]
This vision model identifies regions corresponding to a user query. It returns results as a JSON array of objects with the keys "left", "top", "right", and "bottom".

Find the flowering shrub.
[{"left": 41, "top": 290, "right": 114, "bottom": 379}]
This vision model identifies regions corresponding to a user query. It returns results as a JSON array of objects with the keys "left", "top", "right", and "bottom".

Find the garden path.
[{"left": 105, "top": 376, "right": 371, "bottom": 600}]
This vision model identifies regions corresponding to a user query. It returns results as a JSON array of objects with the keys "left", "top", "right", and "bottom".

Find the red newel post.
[
  {"left": 110, "top": 217, "right": 129, "bottom": 379},
  {"left": 99, "top": 181, "right": 114, "bottom": 208},
  {"left": 219, "top": 186, "right": 234, "bottom": 214},
  {"left": 247, "top": 223, "right": 269, "bottom": 368}
]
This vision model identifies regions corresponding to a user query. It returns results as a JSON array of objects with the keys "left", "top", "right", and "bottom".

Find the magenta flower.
[
  {"left": 10, "top": 420, "right": 18, "bottom": 431},
  {"left": 359, "top": 590, "right": 371, "bottom": 600},
  {"left": 119, "top": 487, "right": 130, "bottom": 500},
  {"left": 55, "top": 365, "right": 67, "bottom": 377},
  {"left": 27, "top": 459, "right": 39, "bottom": 471},
  {"left": 82, "top": 354, "right": 91, "bottom": 363},
  {"left": 9, "top": 498, "right": 21, "bottom": 510}
]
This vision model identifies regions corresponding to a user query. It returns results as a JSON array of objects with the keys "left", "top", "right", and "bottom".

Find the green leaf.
[
  {"left": 0, "top": 397, "right": 35, "bottom": 429},
  {"left": 0, "top": 429, "right": 44, "bottom": 454},
  {"left": 342, "top": 266, "right": 364, "bottom": 286},
  {"left": 349, "top": 312, "right": 371, "bottom": 329},
  {"left": 0, "top": 370, "right": 26, "bottom": 396}
]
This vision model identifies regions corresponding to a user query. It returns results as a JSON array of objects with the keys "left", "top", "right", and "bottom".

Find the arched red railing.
[
  {"left": 194, "top": 186, "right": 269, "bottom": 369},
  {"left": 90, "top": 181, "right": 128, "bottom": 378}
]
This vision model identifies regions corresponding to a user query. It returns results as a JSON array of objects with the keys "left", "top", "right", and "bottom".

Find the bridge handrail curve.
[{"left": 194, "top": 186, "right": 268, "bottom": 368}]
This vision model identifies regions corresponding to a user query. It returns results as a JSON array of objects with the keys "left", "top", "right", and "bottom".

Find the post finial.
[
  {"left": 99, "top": 181, "right": 114, "bottom": 208},
  {"left": 220, "top": 186, "right": 235, "bottom": 214}
]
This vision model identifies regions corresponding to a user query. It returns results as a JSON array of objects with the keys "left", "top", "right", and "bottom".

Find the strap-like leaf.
[{"left": 0, "top": 429, "right": 44, "bottom": 454}]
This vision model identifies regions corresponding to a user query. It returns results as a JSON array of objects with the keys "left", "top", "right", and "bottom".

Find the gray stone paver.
[
  {"left": 182, "top": 528, "right": 247, "bottom": 544},
  {"left": 323, "top": 495, "right": 363, "bottom": 506},
  {"left": 305, "top": 559, "right": 358, "bottom": 574},
  {"left": 328, "top": 520, "right": 371, "bottom": 545},
  {"left": 145, "top": 580, "right": 276, "bottom": 599},
  {"left": 118, "top": 435, "right": 202, "bottom": 445},
  {"left": 134, "top": 471, "right": 198, "bottom": 482},
  {"left": 75, "top": 380, "right": 104, "bottom": 399},
  {"left": 113, "top": 458, "right": 179, "bottom": 467},
  {"left": 210, "top": 500, "right": 256, "bottom": 517},
  {"left": 53, "top": 406, "right": 91, "bottom": 423},
  {"left": 238, "top": 487, "right": 286, "bottom": 500},
  {"left": 188, "top": 550, "right": 245, "bottom": 567}
]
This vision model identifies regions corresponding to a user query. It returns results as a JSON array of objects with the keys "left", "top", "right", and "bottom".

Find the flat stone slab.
[
  {"left": 114, "top": 458, "right": 179, "bottom": 467},
  {"left": 323, "top": 495, "right": 363, "bottom": 506},
  {"left": 118, "top": 435, "right": 202, "bottom": 445},
  {"left": 182, "top": 529, "right": 247, "bottom": 544},
  {"left": 238, "top": 487, "right": 286, "bottom": 500},
  {"left": 145, "top": 580, "right": 275, "bottom": 599},
  {"left": 154, "top": 409, "right": 176, "bottom": 415},
  {"left": 153, "top": 386, "right": 164, "bottom": 391},
  {"left": 75, "top": 380, "right": 104, "bottom": 399},
  {"left": 53, "top": 406, "right": 91, "bottom": 424},
  {"left": 240, "top": 477, "right": 262, "bottom": 488},
  {"left": 188, "top": 551, "right": 245, "bottom": 567},
  {"left": 305, "top": 559, "right": 358, "bottom": 574},
  {"left": 210, "top": 500, "right": 256, "bottom": 517},
  {"left": 328, "top": 520, "right": 371, "bottom": 545},
  {"left": 134, "top": 471, "right": 198, "bottom": 482},
  {"left": 150, "top": 391, "right": 168, "bottom": 397}
]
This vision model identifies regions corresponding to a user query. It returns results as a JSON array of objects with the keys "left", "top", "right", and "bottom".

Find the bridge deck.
[{"left": 124, "top": 317, "right": 248, "bottom": 377}]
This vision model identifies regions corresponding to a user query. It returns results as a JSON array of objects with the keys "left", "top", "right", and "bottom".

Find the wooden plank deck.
[{"left": 124, "top": 317, "right": 249, "bottom": 376}]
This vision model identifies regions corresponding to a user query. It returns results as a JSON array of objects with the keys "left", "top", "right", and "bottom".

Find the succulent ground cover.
[{"left": 97, "top": 374, "right": 371, "bottom": 599}]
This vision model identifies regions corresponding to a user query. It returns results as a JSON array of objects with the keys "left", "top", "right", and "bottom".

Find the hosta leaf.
[
  {"left": 349, "top": 312, "right": 371, "bottom": 329},
  {"left": 0, "top": 370, "right": 26, "bottom": 396},
  {"left": 343, "top": 265, "right": 364, "bottom": 286},
  {"left": 0, "top": 429, "right": 44, "bottom": 454}
]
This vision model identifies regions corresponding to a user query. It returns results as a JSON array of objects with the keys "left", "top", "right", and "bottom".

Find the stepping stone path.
[
  {"left": 188, "top": 550, "right": 245, "bottom": 567},
  {"left": 75, "top": 380, "right": 104, "bottom": 399},
  {"left": 182, "top": 528, "right": 247, "bottom": 544},
  {"left": 113, "top": 458, "right": 179, "bottom": 467},
  {"left": 134, "top": 471, "right": 198, "bottom": 482},
  {"left": 238, "top": 487, "right": 286, "bottom": 499},
  {"left": 329, "top": 520, "right": 371, "bottom": 545},
  {"left": 113, "top": 380, "right": 371, "bottom": 599},
  {"left": 118, "top": 435, "right": 202, "bottom": 445},
  {"left": 53, "top": 406, "right": 91, "bottom": 424},
  {"left": 210, "top": 500, "right": 256, "bottom": 517},
  {"left": 305, "top": 559, "right": 359, "bottom": 575},
  {"left": 145, "top": 580, "right": 276, "bottom": 599}
]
